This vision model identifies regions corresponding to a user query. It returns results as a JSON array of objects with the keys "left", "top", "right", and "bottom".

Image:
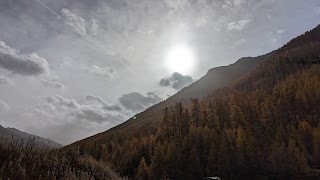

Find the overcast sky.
[{"left": 0, "top": 0, "right": 319, "bottom": 145}]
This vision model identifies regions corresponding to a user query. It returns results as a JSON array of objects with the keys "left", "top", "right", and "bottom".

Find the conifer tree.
[
  {"left": 137, "top": 157, "right": 149, "bottom": 180},
  {"left": 191, "top": 98, "right": 200, "bottom": 127}
]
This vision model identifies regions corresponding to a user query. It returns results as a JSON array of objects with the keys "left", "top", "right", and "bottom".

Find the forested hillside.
[{"left": 69, "top": 25, "right": 320, "bottom": 179}]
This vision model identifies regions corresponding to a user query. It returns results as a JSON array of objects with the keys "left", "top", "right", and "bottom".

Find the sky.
[{"left": 0, "top": 0, "right": 319, "bottom": 145}]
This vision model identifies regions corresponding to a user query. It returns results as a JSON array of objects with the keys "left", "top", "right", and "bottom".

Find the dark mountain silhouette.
[
  {"left": 67, "top": 25, "right": 320, "bottom": 179},
  {"left": 0, "top": 125, "right": 62, "bottom": 148}
]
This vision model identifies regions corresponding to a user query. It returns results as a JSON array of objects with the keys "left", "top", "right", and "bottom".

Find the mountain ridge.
[
  {"left": 70, "top": 52, "right": 272, "bottom": 146},
  {"left": 66, "top": 25, "right": 320, "bottom": 179},
  {"left": 0, "top": 125, "right": 62, "bottom": 148},
  {"left": 71, "top": 25, "right": 320, "bottom": 146}
]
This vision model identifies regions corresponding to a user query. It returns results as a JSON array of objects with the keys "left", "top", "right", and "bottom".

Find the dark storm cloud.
[
  {"left": 0, "top": 41, "right": 50, "bottom": 76},
  {"left": 159, "top": 72, "right": 194, "bottom": 90},
  {"left": 119, "top": 92, "right": 162, "bottom": 112}
]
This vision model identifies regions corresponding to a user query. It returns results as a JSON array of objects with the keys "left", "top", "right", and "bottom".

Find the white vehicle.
[{"left": 203, "top": 177, "right": 221, "bottom": 180}]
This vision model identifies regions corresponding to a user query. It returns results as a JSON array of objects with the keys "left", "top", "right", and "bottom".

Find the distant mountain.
[
  {"left": 69, "top": 24, "right": 320, "bottom": 179},
  {"left": 0, "top": 125, "right": 16, "bottom": 139},
  {"left": 0, "top": 125, "right": 122, "bottom": 179},
  {"left": 0, "top": 125, "right": 62, "bottom": 148}
]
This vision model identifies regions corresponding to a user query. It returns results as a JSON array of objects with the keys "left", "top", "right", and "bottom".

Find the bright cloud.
[
  {"left": 227, "top": 19, "right": 251, "bottom": 31},
  {"left": 61, "top": 8, "right": 87, "bottom": 36}
]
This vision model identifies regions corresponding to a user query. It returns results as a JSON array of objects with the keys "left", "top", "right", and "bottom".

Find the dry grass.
[{"left": 0, "top": 137, "right": 124, "bottom": 180}]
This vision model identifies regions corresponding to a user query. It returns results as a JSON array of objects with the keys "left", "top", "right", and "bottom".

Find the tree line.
[{"left": 73, "top": 25, "right": 320, "bottom": 179}]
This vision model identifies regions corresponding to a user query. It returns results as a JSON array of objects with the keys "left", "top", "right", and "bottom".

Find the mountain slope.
[
  {"left": 171, "top": 53, "right": 272, "bottom": 102},
  {"left": 72, "top": 49, "right": 272, "bottom": 146},
  {"left": 0, "top": 125, "right": 17, "bottom": 139},
  {"left": 69, "top": 25, "right": 320, "bottom": 179},
  {"left": 0, "top": 125, "right": 62, "bottom": 148}
]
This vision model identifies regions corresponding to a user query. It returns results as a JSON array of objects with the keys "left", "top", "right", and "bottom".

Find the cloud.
[
  {"left": 0, "top": 100, "right": 10, "bottom": 112},
  {"left": 196, "top": 16, "right": 208, "bottom": 28},
  {"left": 0, "top": 41, "right": 50, "bottom": 76},
  {"left": 23, "top": 95, "right": 125, "bottom": 144},
  {"left": 159, "top": 72, "right": 194, "bottom": 90},
  {"left": 85, "top": 65, "right": 118, "bottom": 78},
  {"left": 88, "top": 19, "right": 99, "bottom": 36},
  {"left": 119, "top": 92, "right": 162, "bottom": 113},
  {"left": 41, "top": 79, "right": 64, "bottom": 89},
  {"left": 314, "top": 7, "right": 320, "bottom": 16},
  {"left": 60, "top": 8, "right": 87, "bottom": 36},
  {"left": 164, "top": 0, "right": 190, "bottom": 11},
  {"left": 2, "top": 0, "right": 319, "bottom": 145},
  {"left": 227, "top": 19, "right": 251, "bottom": 31},
  {"left": 0, "top": 76, "right": 13, "bottom": 86},
  {"left": 35, "top": 95, "right": 124, "bottom": 124},
  {"left": 232, "top": 38, "right": 247, "bottom": 48},
  {"left": 42, "top": 95, "right": 80, "bottom": 110},
  {"left": 60, "top": 9, "right": 100, "bottom": 37},
  {"left": 277, "top": 29, "right": 286, "bottom": 34},
  {"left": 85, "top": 95, "right": 122, "bottom": 111},
  {"left": 74, "top": 106, "right": 123, "bottom": 124},
  {"left": 233, "top": 0, "right": 244, "bottom": 7}
]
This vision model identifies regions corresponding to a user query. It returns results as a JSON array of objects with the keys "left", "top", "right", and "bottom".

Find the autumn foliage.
[{"left": 65, "top": 25, "right": 320, "bottom": 180}]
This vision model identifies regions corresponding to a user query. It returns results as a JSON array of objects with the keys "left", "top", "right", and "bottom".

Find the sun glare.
[{"left": 165, "top": 44, "right": 195, "bottom": 74}]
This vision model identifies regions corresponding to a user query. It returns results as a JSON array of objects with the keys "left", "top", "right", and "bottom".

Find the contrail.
[
  {"left": 34, "top": 0, "right": 137, "bottom": 76},
  {"left": 35, "top": 0, "right": 85, "bottom": 35},
  {"left": 118, "top": 59, "right": 137, "bottom": 75},
  {"left": 35, "top": 0, "right": 62, "bottom": 19}
]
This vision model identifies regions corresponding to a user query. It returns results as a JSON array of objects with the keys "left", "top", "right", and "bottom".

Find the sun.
[{"left": 165, "top": 44, "right": 195, "bottom": 74}]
